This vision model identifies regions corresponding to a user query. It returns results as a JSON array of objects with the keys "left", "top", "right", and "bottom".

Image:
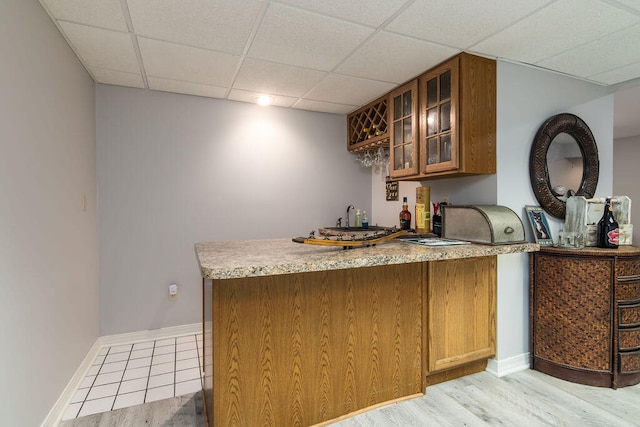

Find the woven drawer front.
[
  {"left": 619, "top": 350, "right": 640, "bottom": 373},
  {"left": 616, "top": 282, "right": 640, "bottom": 302},
  {"left": 620, "top": 303, "right": 640, "bottom": 327},
  {"left": 619, "top": 327, "right": 640, "bottom": 351},
  {"left": 617, "top": 258, "right": 640, "bottom": 278}
]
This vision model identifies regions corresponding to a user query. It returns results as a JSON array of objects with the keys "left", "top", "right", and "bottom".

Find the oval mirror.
[
  {"left": 547, "top": 132, "right": 583, "bottom": 199},
  {"left": 529, "top": 113, "right": 599, "bottom": 219}
]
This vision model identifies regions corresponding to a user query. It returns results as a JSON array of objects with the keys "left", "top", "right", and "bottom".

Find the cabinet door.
[
  {"left": 389, "top": 80, "right": 419, "bottom": 178},
  {"left": 426, "top": 256, "right": 496, "bottom": 374},
  {"left": 419, "top": 56, "right": 459, "bottom": 175},
  {"left": 533, "top": 254, "right": 612, "bottom": 371}
]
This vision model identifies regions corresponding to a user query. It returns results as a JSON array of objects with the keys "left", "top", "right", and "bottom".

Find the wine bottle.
[
  {"left": 399, "top": 197, "right": 411, "bottom": 230},
  {"left": 597, "top": 198, "right": 619, "bottom": 248}
]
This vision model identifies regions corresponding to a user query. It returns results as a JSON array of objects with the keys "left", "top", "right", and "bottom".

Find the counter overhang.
[{"left": 195, "top": 238, "right": 539, "bottom": 280}]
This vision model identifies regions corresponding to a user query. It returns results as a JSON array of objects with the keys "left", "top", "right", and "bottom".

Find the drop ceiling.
[{"left": 39, "top": 0, "right": 640, "bottom": 126}]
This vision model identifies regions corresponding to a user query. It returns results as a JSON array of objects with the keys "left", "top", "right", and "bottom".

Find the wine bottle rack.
[{"left": 347, "top": 96, "right": 389, "bottom": 152}]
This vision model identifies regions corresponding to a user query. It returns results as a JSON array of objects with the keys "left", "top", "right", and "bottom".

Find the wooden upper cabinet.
[
  {"left": 389, "top": 79, "right": 419, "bottom": 178},
  {"left": 419, "top": 57, "right": 459, "bottom": 174},
  {"left": 418, "top": 53, "right": 496, "bottom": 179},
  {"left": 347, "top": 52, "right": 496, "bottom": 181}
]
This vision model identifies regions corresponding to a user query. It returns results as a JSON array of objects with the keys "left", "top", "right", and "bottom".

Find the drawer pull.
[{"left": 619, "top": 274, "right": 640, "bottom": 283}]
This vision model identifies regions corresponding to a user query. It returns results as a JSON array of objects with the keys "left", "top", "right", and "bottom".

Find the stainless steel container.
[{"left": 442, "top": 205, "right": 526, "bottom": 245}]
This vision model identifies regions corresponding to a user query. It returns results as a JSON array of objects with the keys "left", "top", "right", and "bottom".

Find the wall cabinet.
[
  {"left": 529, "top": 246, "right": 640, "bottom": 388},
  {"left": 416, "top": 53, "right": 495, "bottom": 179},
  {"left": 419, "top": 56, "right": 457, "bottom": 173},
  {"left": 356, "top": 52, "right": 496, "bottom": 181},
  {"left": 389, "top": 80, "right": 419, "bottom": 177}
]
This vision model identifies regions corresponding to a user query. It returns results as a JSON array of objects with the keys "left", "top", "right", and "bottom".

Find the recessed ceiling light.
[{"left": 257, "top": 95, "right": 273, "bottom": 106}]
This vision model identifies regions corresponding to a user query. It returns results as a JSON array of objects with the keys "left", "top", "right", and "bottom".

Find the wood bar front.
[{"left": 196, "top": 239, "right": 538, "bottom": 426}]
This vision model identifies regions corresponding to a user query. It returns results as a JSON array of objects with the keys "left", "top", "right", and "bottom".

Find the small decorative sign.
[
  {"left": 525, "top": 206, "right": 554, "bottom": 245},
  {"left": 386, "top": 178, "right": 398, "bottom": 201}
]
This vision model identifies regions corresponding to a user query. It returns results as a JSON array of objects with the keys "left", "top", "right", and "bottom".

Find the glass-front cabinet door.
[
  {"left": 389, "top": 80, "right": 419, "bottom": 178},
  {"left": 419, "top": 57, "right": 459, "bottom": 174}
]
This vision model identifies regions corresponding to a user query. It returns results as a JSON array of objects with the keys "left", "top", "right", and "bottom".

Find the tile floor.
[{"left": 61, "top": 334, "right": 203, "bottom": 420}]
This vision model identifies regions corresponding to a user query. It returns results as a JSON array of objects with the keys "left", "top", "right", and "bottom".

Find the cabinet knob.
[{"left": 505, "top": 226, "right": 514, "bottom": 234}]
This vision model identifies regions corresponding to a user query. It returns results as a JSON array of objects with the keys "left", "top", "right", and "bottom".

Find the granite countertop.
[{"left": 195, "top": 238, "right": 539, "bottom": 280}]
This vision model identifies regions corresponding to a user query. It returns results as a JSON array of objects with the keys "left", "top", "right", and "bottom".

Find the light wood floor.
[
  {"left": 332, "top": 369, "right": 640, "bottom": 426},
  {"left": 57, "top": 391, "right": 204, "bottom": 427},
  {"left": 58, "top": 369, "right": 640, "bottom": 426}
]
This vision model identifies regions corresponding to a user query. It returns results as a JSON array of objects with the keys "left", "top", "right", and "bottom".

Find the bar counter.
[
  {"left": 195, "top": 238, "right": 538, "bottom": 426},
  {"left": 195, "top": 238, "right": 539, "bottom": 279}
]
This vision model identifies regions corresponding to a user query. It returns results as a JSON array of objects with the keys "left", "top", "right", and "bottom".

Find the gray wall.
[
  {"left": 0, "top": 0, "right": 98, "bottom": 425},
  {"left": 96, "top": 85, "right": 371, "bottom": 335},
  {"left": 494, "top": 61, "right": 612, "bottom": 362},
  {"left": 614, "top": 135, "right": 640, "bottom": 244}
]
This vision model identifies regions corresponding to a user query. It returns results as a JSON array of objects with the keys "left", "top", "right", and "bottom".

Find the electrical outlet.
[{"left": 169, "top": 283, "right": 178, "bottom": 301}]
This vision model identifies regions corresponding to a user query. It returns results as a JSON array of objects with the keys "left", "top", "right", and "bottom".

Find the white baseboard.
[
  {"left": 41, "top": 339, "right": 102, "bottom": 427},
  {"left": 98, "top": 322, "right": 201, "bottom": 347},
  {"left": 486, "top": 353, "right": 530, "bottom": 377},
  {"left": 41, "top": 323, "right": 202, "bottom": 427}
]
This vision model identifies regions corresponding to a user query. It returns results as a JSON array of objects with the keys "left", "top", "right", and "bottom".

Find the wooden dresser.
[{"left": 529, "top": 246, "right": 640, "bottom": 388}]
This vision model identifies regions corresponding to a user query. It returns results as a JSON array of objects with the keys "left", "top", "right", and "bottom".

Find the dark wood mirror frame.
[{"left": 529, "top": 113, "right": 599, "bottom": 219}]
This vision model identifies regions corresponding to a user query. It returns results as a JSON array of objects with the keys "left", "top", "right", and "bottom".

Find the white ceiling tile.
[
  {"left": 386, "top": 0, "right": 550, "bottom": 48},
  {"left": 293, "top": 99, "right": 357, "bottom": 114},
  {"left": 248, "top": 2, "right": 374, "bottom": 71},
  {"left": 126, "top": 0, "right": 262, "bottom": 55},
  {"left": 471, "top": 0, "right": 639, "bottom": 63},
  {"left": 233, "top": 59, "right": 327, "bottom": 97},
  {"left": 147, "top": 77, "right": 228, "bottom": 98},
  {"left": 89, "top": 67, "right": 145, "bottom": 88},
  {"left": 337, "top": 31, "right": 458, "bottom": 83},
  {"left": 227, "top": 89, "right": 298, "bottom": 108},
  {"left": 305, "top": 74, "right": 396, "bottom": 105},
  {"left": 40, "top": 0, "right": 128, "bottom": 31},
  {"left": 537, "top": 24, "right": 640, "bottom": 79},
  {"left": 59, "top": 22, "right": 139, "bottom": 73},
  {"left": 138, "top": 38, "right": 240, "bottom": 87},
  {"left": 590, "top": 61, "right": 640, "bottom": 85},
  {"left": 275, "top": 0, "right": 408, "bottom": 27}
]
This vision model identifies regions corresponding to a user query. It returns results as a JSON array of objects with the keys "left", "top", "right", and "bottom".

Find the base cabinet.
[
  {"left": 203, "top": 257, "right": 497, "bottom": 426},
  {"left": 426, "top": 257, "right": 496, "bottom": 376},
  {"left": 529, "top": 246, "right": 640, "bottom": 388}
]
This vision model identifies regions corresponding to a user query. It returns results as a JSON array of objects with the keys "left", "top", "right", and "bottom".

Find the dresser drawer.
[
  {"left": 619, "top": 350, "right": 640, "bottom": 374},
  {"left": 620, "top": 303, "right": 640, "bottom": 327},
  {"left": 616, "top": 282, "right": 640, "bottom": 303},
  {"left": 619, "top": 327, "right": 640, "bottom": 351},
  {"left": 617, "top": 258, "right": 640, "bottom": 278}
]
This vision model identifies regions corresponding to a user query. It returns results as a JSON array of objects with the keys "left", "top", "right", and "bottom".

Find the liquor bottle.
[
  {"left": 597, "top": 198, "right": 619, "bottom": 248},
  {"left": 399, "top": 197, "right": 411, "bottom": 230},
  {"left": 432, "top": 202, "right": 442, "bottom": 237}
]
